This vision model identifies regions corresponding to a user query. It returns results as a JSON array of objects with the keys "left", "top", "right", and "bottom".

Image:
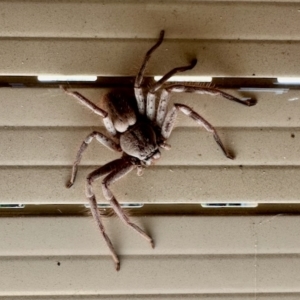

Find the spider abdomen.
[{"left": 103, "top": 92, "right": 137, "bottom": 133}]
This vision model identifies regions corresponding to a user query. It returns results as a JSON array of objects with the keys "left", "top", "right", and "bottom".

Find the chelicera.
[{"left": 63, "top": 30, "right": 256, "bottom": 271}]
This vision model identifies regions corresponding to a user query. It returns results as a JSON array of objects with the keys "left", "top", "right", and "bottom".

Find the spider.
[{"left": 63, "top": 30, "right": 256, "bottom": 271}]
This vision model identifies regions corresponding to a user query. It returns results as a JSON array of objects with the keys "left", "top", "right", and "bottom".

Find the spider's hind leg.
[
  {"left": 101, "top": 158, "right": 154, "bottom": 248},
  {"left": 86, "top": 157, "right": 154, "bottom": 270},
  {"left": 61, "top": 86, "right": 117, "bottom": 136},
  {"left": 85, "top": 159, "right": 125, "bottom": 271}
]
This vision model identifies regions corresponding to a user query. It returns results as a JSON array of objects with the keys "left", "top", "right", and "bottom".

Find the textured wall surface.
[{"left": 1, "top": 0, "right": 300, "bottom": 298}]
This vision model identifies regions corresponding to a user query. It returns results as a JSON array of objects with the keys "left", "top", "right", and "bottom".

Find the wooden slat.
[
  {"left": 1, "top": 1, "right": 300, "bottom": 39},
  {"left": 1, "top": 166, "right": 300, "bottom": 204},
  {"left": 1, "top": 88, "right": 300, "bottom": 204},
  {"left": 1, "top": 88, "right": 300, "bottom": 127},
  {"left": 2, "top": 255, "right": 300, "bottom": 294},
  {"left": 1, "top": 128, "right": 300, "bottom": 166},
  {"left": 0, "top": 216, "right": 300, "bottom": 296},
  {"left": 1, "top": 0, "right": 300, "bottom": 298},
  {"left": 0, "top": 296, "right": 299, "bottom": 300},
  {"left": 0, "top": 39, "right": 300, "bottom": 76},
  {"left": 1, "top": 216, "right": 299, "bottom": 255}
]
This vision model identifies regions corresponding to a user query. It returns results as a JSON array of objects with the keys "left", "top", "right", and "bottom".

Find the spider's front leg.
[
  {"left": 156, "top": 84, "right": 256, "bottom": 126},
  {"left": 162, "top": 103, "right": 235, "bottom": 159},
  {"left": 164, "top": 84, "right": 257, "bottom": 107},
  {"left": 134, "top": 30, "right": 165, "bottom": 115},
  {"left": 154, "top": 82, "right": 257, "bottom": 159},
  {"left": 146, "top": 60, "right": 197, "bottom": 121}
]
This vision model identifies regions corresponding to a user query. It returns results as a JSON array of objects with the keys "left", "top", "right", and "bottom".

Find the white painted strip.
[
  {"left": 277, "top": 77, "right": 300, "bottom": 84},
  {"left": 239, "top": 87, "right": 289, "bottom": 95},
  {"left": 38, "top": 75, "right": 97, "bottom": 82},
  {"left": 154, "top": 75, "right": 212, "bottom": 82}
]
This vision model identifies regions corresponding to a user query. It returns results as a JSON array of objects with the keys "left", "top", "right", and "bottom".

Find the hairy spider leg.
[
  {"left": 61, "top": 86, "right": 117, "bottom": 136},
  {"left": 101, "top": 159, "right": 154, "bottom": 248},
  {"left": 143, "top": 59, "right": 197, "bottom": 124},
  {"left": 162, "top": 103, "right": 234, "bottom": 159},
  {"left": 85, "top": 159, "right": 125, "bottom": 271},
  {"left": 86, "top": 157, "right": 154, "bottom": 270},
  {"left": 89, "top": 195, "right": 120, "bottom": 269},
  {"left": 156, "top": 84, "right": 256, "bottom": 128},
  {"left": 146, "top": 60, "right": 197, "bottom": 121},
  {"left": 165, "top": 84, "right": 257, "bottom": 106},
  {"left": 66, "top": 131, "right": 122, "bottom": 188},
  {"left": 134, "top": 30, "right": 165, "bottom": 115}
]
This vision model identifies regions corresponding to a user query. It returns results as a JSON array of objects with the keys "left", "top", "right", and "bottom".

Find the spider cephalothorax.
[{"left": 63, "top": 30, "right": 256, "bottom": 271}]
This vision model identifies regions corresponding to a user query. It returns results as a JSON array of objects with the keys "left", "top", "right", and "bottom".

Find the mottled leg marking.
[
  {"left": 101, "top": 161, "right": 154, "bottom": 248},
  {"left": 67, "top": 132, "right": 121, "bottom": 188},
  {"left": 156, "top": 89, "right": 170, "bottom": 127},
  {"left": 162, "top": 103, "right": 234, "bottom": 159},
  {"left": 147, "top": 60, "right": 197, "bottom": 121},
  {"left": 134, "top": 30, "right": 165, "bottom": 115}
]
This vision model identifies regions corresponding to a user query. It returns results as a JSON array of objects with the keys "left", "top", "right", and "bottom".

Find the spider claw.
[
  {"left": 115, "top": 262, "right": 120, "bottom": 271},
  {"left": 66, "top": 181, "right": 74, "bottom": 188},
  {"left": 190, "top": 59, "right": 197, "bottom": 68},
  {"left": 159, "top": 30, "right": 165, "bottom": 39},
  {"left": 150, "top": 239, "right": 155, "bottom": 249},
  {"left": 226, "top": 152, "right": 235, "bottom": 160},
  {"left": 245, "top": 98, "right": 257, "bottom": 106}
]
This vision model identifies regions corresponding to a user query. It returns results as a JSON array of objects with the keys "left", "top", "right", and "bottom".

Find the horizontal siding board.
[
  {"left": 1, "top": 88, "right": 300, "bottom": 128},
  {"left": 2, "top": 255, "right": 300, "bottom": 294},
  {"left": 0, "top": 255, "right": 259, "bottom": 294},
  {"left": 0, "top": 255, "right": 300, "bottom": 294},
  {"left": 1, "top": 166, "right": 300, "bottom": 204},
  {"left": 1, "top": 296, "right": 300, "bottom": 300},
  {"left": 0, "top": 297, "right": 300, "bottom": 300},
  {"left": 1, "top": 1, "right": 300, "bottom": 298},
  {"left": 0, "top": 39, "right": 300, "bottom": 76},
  {"left": 1, "top": 216, "right": 299, "bottom": 255},
  {"left": 1, "top": 1, "right": 300, "bottom": 40},
  {"left": 0, "top": 216, "right": 300, "bottom": 295},
  {"left": 1, "top": 89, "right": 300, "bottom": 205},
  {"left": 1, "top": 128, "right": 300, "bottom": 166}
]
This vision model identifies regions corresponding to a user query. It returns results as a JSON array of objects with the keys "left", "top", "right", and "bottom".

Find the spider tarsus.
[
  {"left": 66, "top": 181, "right": 74, "bottom": 188},
  {"left": 226, "top": 152, "right": 235, "bottom": 160},
  {"left": 150, "top": 239, "right": 155, "bottom": 249},
  {"left": 190, "top": 59, "right": 198, "bottom": 68},
  {"left": 245, "top": 99, "right": 257, "bottom": 106},
  {"left": 116, "top": 262, "right": 120, "bottom": 271},
  {"left": 159, "top": 30, "right": 165, "bottom": 39}
]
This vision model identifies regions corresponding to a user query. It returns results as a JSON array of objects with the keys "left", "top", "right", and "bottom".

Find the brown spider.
[{"left": 63, "top": 30, "right": 256, "bottom": 271}]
